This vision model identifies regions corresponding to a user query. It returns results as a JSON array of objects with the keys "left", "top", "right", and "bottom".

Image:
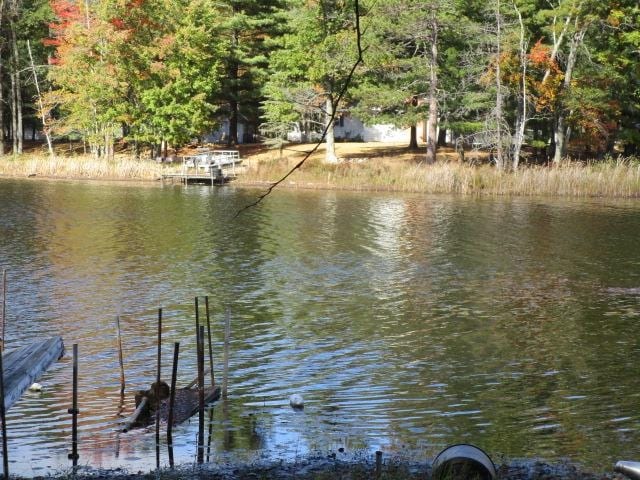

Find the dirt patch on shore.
[{"left": 233, "top": 142, "right": 488, "bottom": 166}]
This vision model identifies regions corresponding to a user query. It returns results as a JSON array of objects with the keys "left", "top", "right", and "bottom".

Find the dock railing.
[{"left": 181, "top": 150, "right": 241, "bottom": 177}]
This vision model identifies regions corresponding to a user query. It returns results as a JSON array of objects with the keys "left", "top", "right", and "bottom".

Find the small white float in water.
[
  {"left": 28, "top": 383, "right": 43, "bottom": 392},
  {"left": 289, "top": 394, "right": 304, "bottom": 409}
]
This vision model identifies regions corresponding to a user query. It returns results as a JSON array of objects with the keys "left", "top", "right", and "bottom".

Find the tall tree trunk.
[
  {"left": 27, "top": 40, "right": 54, "bottom": 157},
  {"left": 408, "top": 95, "right": 418, "bottom": 149},
  {"left": 409, "top": 125, "right": 418, "bottom": 149},
  {"left": 324, "top": 96, "right": 338, "bottom": 164},
  {"left": 10, "top": 44, "right": 18, "bottom": 153},
  {"left": 227, "top": 9, "right": 240, "bottom": 147},
  {"left": 425, "top": 21, "right": 438, "bottom": 165},
  {"left": 511, "top": 1, "right": 528, "bottom": 170},
  {"left": 553, "top": 26, "right": 586, "bottom": 164},
  {"left": 437, "top": 126, "right": 447, "bottom": 146},
  {"left": 0, "top": 46, "right": 4, "bottom": 157},
  {"left": 228, "top": 61, "right": 239, "bottom": 146},
  {"left": 0, "top": 0, "right": 5, "bottom": 156},
  {"left": 494, "top": 0, "right": 505, "bottom": 170},
  {"left": 9, "top": 8, "right": 22, "bottom": 154},
  {"left": 542, "top": 11, "right": 572, "bottom": 84}
]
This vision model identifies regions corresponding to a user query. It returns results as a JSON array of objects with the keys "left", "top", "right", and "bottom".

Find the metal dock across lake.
[{"left": 162, "top": 150, "right": 242, "bottom": 185}]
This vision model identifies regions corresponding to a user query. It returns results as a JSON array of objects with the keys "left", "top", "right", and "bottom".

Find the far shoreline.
[{"left": 1, "top": 142, "right": 639, "bottom": 199}]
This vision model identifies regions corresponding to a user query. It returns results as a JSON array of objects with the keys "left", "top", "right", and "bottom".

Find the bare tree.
[
  {"left": 425, "top": 7, "right": 439, "bottom": 164},
  {"left": 494, "top": 0, "right": 505, "bottom": 169},
  {"left": 26, "top": 40, "right": 54, "bottom": 157},
  {"left": 553, "top": 20, "right": 587, "bottom": 163},
  {"left": 511, "top": 0, "right": 529, "bottom": 170}
]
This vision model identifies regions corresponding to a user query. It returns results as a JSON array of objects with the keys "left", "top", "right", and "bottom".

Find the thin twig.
[{"left": 234, "top": 0, "right": 364, "bottom": 218}]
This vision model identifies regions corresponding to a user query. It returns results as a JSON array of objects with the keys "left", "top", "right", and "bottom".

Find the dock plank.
[{"left": 2, "top": 337, "right": 65, "bottom": 409}]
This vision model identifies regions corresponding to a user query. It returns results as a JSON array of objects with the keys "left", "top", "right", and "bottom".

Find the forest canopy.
[{"left": 0, "top": 0, "right": 638, "bottom": 169}]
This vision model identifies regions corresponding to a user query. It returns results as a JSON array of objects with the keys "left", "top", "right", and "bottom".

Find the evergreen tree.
[
  {"left": 353, "top": 0, "right": 473, "bottom": 159},
  {"left": 218, "top": 0, "right": 289, "bottom": 145},
  {"left": 262, "top": 0, "right": 362, "bottom": 163}
]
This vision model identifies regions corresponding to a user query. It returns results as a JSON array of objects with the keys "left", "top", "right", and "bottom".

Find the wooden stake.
[
  {"left": 222, "top": 308, "right": 230, "bottom": 399},
  {"left": 197, "top": 325, "right": 205, "bottom": 464},
  {"left": 68, "top": 344, "right": 79, "bottom": 465},
  {"left": 205, "top": 296, "right": 214, "bottom": 387},
  {"left": 0, "top": 340, "right": 9, "bottom": 478},
  {"left": 167, "top": 342, "right": 179, "bottom": 468},
  {"left": 206, "top": 406, "right": 214, "bottom": 463},
  {"left": 155, "top": 308, "right": 162, "bottom": 470},
  {"left": 375, "top": 451, "right": 382, "bottom": 479},
  {"left": 116, "top": 316, "right": 125, "bottom": 396},
  {"left": 1, "top": 269, "right": 6, "bottom": 353},
  {"left": 195, "top": 297, "right": 200, "bottom": 347}
]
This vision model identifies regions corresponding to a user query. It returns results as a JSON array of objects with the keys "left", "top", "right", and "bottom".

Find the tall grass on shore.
[
  {"left": 241, "top": 155, "right": 640, "bottom": 197},
  {"left": 2, "top": 151, "right": 640, "bottom": 197},
  {"left": 0, "top": 154, "right": 164, "bottom": 180}
]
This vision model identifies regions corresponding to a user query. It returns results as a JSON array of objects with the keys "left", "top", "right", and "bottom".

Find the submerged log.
[
  {"left": 122, "top": 385, "right": 220, "bottom": 431},
  {"left": 122, "top": 396, "right": 149, "bottom": 433},
  {"left": 2, "top": 337, "right": 65, "bottom": 410}
]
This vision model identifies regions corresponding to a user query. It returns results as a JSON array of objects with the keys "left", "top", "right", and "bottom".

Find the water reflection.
[{"left": 1, "top": 180, "right": 640, "bottom": 475}]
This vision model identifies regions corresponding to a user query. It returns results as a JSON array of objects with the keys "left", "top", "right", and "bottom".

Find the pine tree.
[
  {"left": 218, "top": 0, "right": 289, "bottom": 145},
  {"left": 262, "top": 0, "right": 361, "bottom": 163}
]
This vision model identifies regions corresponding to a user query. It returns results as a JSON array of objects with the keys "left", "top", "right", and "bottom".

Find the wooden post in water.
[
  {"left": 167, "top": 342, "right": 179, "bottom": 468},
  {"left": 1, "top": 269, "right": 6, "bottom": 353},
  {"left": 155, "top": 308, "right": 162, "bottom": 470},
  {"left": 68, "top": 344, "right": 79, "bottom": 466},
  {"left": 197, "top": 325, "right": 205, "bottom": 464},
  {"left": 0, "top": 340, "right": 9, "bottom": 478},
  {"left": 116, "top": 316, "right": 125, "bottom": 395},
  {"left": 222, "top": 308, "right": 230, "bottom": 399},
  {"left": 195, "top": 297, "right": 200, "bottom": 347},
  {"left": 375, "top": 450, "right": 382, "bottom": 479},
  {"left": 205, "top": 296, "right": 215, "bottom": 387},
  {"left": 206, "top": 406, "right": 214, "bottom": 463}
]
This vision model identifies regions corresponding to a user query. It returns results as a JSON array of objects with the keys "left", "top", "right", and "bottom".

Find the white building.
[{"left": 333, "top": 114, "right": 412, "bottom": 142}]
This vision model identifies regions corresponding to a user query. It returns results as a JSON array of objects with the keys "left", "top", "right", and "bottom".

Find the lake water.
[{"left": 0, "top": 178, "right": 640, "bottom": 476}]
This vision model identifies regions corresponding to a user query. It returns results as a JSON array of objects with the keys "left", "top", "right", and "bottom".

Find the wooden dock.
[
  {"left": 2, "top": 337, "right": 65, "bottom": 410},
  {"left": 162, "top": 150, "right": 242, "bottom": 185}
]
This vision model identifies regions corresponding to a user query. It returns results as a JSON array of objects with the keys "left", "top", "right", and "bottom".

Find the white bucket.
[{"left": 432, "top": 444, "right": 496, "bottom": 480}]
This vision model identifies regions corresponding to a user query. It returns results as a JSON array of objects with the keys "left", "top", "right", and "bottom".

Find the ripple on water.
[{"left": 1, "top": 185, "right": 640, "bottom": 474}]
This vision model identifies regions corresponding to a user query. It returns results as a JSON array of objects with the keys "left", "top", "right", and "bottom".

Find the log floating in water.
[
  {"left": 122, "top": 396, "right": 149, "bottom": 433},
  {"left": 122, "top": 385, "right": 221, "bottom": 432},
  {"left": 2, "top": 337, "right": 65, "bottom": 410}
]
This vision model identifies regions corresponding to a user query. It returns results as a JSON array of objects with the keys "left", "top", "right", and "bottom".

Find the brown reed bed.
[
  {"left": 0, "top": 153, "right": 164, "bottom": 181},
  {"left": 2, "top": 144, "right": 639, "bottom": 198},
  {"left": 240, "top": 144, "right": 640, "bottom": 198}
]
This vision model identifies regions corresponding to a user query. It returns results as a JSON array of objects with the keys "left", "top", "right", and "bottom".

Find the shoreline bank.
[
  {"left": 1, "top": 145, "right": 639, "bottom": 198},
  {"left": 17, "top": 454, "right": 626, "bottom": 480}
]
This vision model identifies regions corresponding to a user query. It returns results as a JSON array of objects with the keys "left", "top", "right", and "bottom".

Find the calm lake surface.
[{"left": 1, "top": 178, "right": 640, "bottom": 476}]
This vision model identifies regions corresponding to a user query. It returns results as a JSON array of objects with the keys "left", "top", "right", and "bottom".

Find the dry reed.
[
  {"left": 240, "top": 154, "right": 640, "bottom": 197},
  {"left": 2, "top": 150, "right": 640, "bottom": 198},
  {"left": 0, "top": 154, "right": 164, "bottom": 180}
]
